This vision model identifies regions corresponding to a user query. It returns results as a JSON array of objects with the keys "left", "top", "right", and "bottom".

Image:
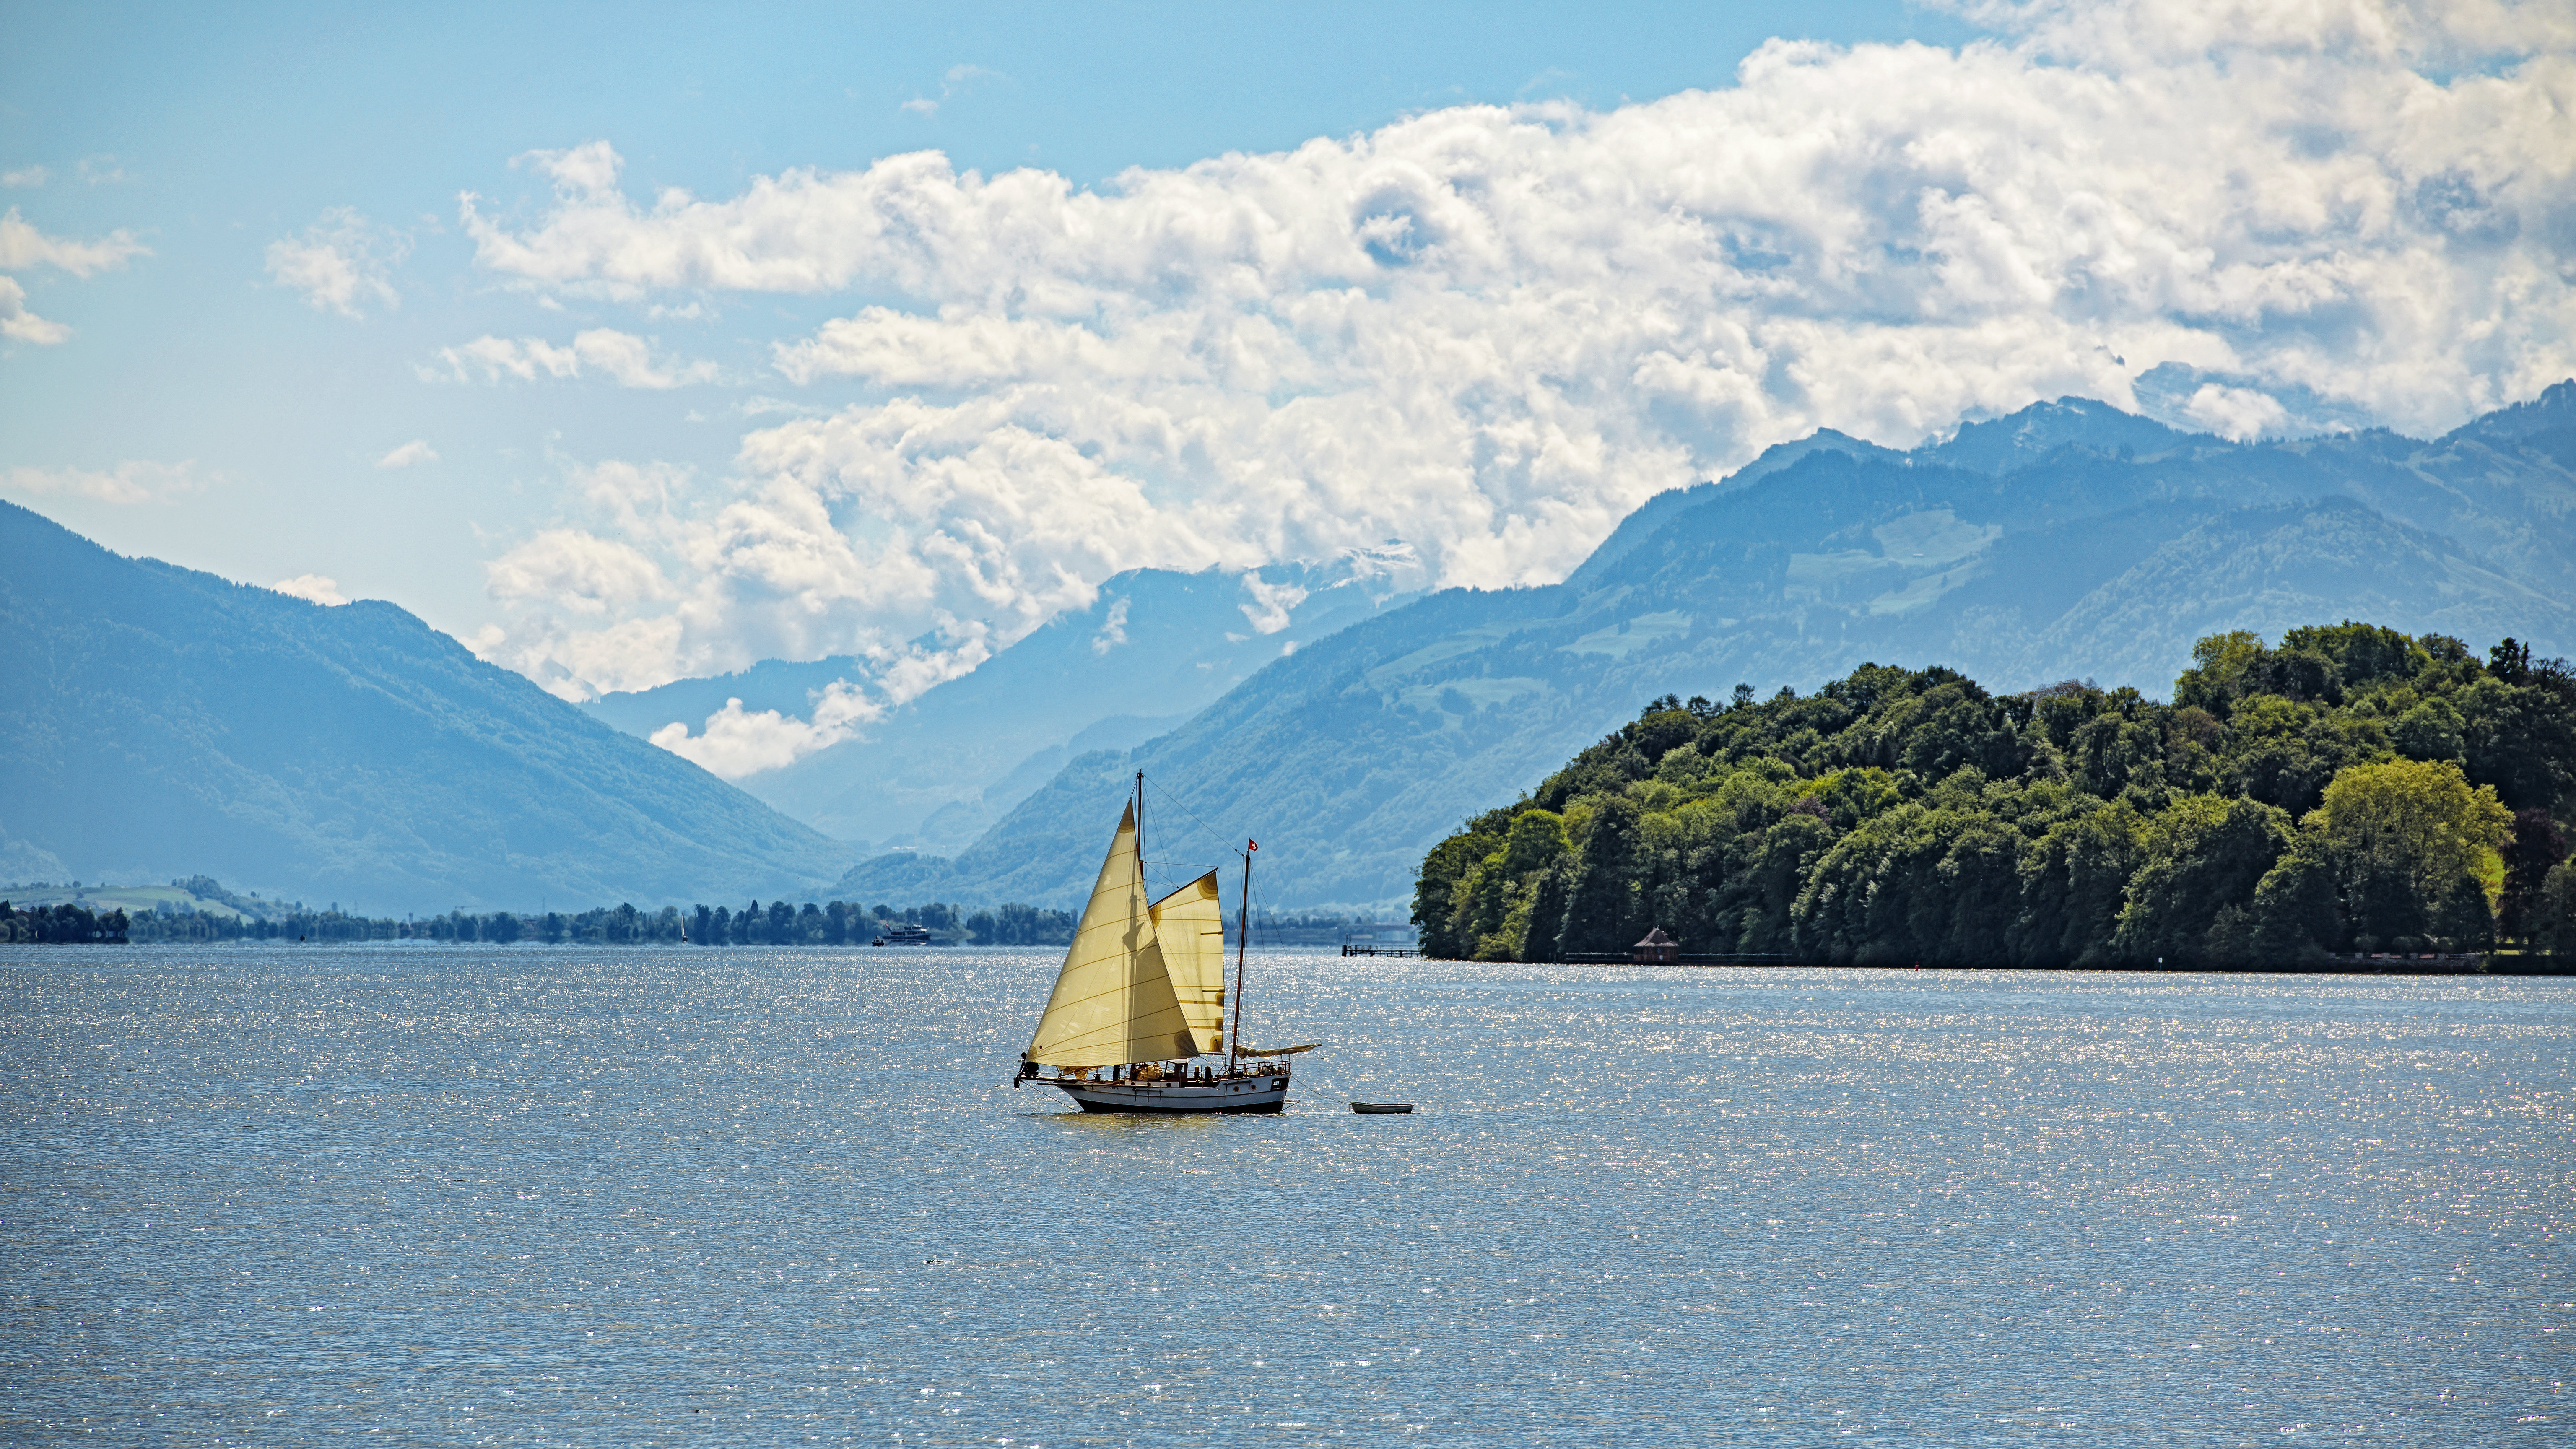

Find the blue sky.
[{"left": 5, "top": 0, "right": 2570, "bottom": 770}]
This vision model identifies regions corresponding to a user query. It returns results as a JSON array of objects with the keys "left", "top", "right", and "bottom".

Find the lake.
[{"left": 2, "top": 945, "right": 2568, "bottom": 1444}]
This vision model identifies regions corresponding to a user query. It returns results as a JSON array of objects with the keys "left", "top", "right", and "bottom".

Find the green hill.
[{"left": 1413, "top": 623, "right": 2576, "bottom": 966}]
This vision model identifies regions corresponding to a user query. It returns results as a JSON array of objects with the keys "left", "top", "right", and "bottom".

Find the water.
[{"left": 2, "top": 945, "right": 2568, "bottom": 1445}]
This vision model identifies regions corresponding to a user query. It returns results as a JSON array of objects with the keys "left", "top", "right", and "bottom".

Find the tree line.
[
  {"left": 0, "top": 901, "right": 132, "bottom": 943},
  {"left": 1415, "top": 624, "right": 2576, "bottom": 967},
  {"left": 10, "top": 894, "right": 1080, "bottom": 947}
]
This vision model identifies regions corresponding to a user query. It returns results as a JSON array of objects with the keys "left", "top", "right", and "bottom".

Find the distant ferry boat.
[
  {"left": 1013, "top": 772, "right": 1314, "bottom": 1113},
  {"left": 872, "top": 923, "right": 932, "bottom": 945}
]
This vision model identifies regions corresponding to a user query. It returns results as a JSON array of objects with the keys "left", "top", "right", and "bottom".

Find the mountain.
[
  {"left": 830, "top": 384, "right": 2576, "bottom": 914},
  {"left": 0, "top": 502, "right": 852, "bottom": 913},
  {"left": 585, "top": 556, "right": 1419, "bottom": 850}
]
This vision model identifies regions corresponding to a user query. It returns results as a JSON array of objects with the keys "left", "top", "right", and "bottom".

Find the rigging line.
[{"left": 1143, "top": 778, "right": 1246, "bottom": 867}]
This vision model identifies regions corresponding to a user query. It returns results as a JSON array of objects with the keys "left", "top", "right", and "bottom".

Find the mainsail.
[
  {"left": 1151, "top": 871, "right": 1227, "bottom": 1054},
  {"left": 1023, "top": 802, "right": 1200, "bottom": 1068}
]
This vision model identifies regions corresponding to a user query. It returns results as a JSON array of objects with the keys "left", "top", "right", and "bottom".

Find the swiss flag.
[{"left": 1247, "top": 839, "right": 1259, "bottom": 851}]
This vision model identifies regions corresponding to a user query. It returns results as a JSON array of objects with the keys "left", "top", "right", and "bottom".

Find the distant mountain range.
[
  {"left": 0, "top": 502, "right": 851, "bottom": 914},
  {"left": 584, "top": 555, "right": 1419, "bottom": 851},
  {"left": 827, "top": 383, "right": 2576, "bottom": 914}
]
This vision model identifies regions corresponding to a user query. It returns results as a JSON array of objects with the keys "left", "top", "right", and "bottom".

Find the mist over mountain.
[
  {"left": 831, "top": 386, "right": 2576, "bottom": 914},
  {"left": 585, "top": 556, "right": 1419, "bottom": 851},
  {"left": 0, "top": 503, "right": 851, "bottom": 913}
]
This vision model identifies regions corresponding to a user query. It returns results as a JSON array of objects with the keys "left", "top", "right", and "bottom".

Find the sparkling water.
[{"left": 3, "top": 945, "right": 2567, "bottom": 1444}]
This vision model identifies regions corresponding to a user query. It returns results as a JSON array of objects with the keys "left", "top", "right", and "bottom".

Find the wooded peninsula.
[{"left": 1414, "top": 624, "right": 2576, "bottom": 967}]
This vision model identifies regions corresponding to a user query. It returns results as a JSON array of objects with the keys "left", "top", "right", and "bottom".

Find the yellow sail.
[
  {"left": 1151, "top": 871, "right": 1227, "bottom": 1054},
  {"left": 1023, "top": 802, "right": 1200, "bottom": 1067}
]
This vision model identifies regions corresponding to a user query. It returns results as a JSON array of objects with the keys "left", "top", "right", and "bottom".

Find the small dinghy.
[{"left": 1351, "top": 1101, "right": 1414, "bottom": 1114}]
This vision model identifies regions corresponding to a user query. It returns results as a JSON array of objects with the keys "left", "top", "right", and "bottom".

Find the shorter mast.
[{"left": 1228, "top": 840, "right": 1253, "bottom": 1073}]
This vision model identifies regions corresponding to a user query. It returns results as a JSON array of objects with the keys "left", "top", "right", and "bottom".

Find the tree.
[
  {"left": 1414, "top": 827, "right": 1504, "bottom": 958},
  {"left": 1519, "top": 867, "right": 1570, "bottom": 962},
  {"left": 2311, "top": 758, "right": 2511, "bottom": 949},
  {"left": 2114, "top": 796, "right": 2295, "bottom": 965},
  {"left": 2532, "top": 862, "right": 2576, "bottom": 953},
  {"left": 1556, "top": 796, "right": 1646, "bottom": 953},
  {"left": 2012, "top": 803, "right": 2142, "bottom": 966},
  {"left": 2498, "top": 810, "right": 2567, "bottom": 943},
  {"left": 2249, "top": 839, "right": 2340, "bottom": 961}
]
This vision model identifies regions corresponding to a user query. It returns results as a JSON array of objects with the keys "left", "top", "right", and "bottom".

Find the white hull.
[{"left": 1037, "top": 1070, "right": 1290, "bottom": 1114}]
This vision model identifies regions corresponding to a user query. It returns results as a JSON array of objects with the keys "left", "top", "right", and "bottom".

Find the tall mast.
[
  {"left": 1228, "top": 840, "right": 1252, "bottom": 1073},
  {"left": 1134, "top": 769, "right": 1145, "bottom": 888}
]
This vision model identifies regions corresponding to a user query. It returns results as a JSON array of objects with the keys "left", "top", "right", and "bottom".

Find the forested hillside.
[{"left": 1414, "top": 624, "right": 2576, "bottom": 966}]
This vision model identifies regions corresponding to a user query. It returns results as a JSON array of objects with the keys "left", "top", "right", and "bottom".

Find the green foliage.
[
  {"left": 1413, "top": 623, "right": 2576, "bottom": 966},
  {"left": 93, "top": 882, "right": 1036, "bottom": 946},
  {"left": 2304, "top": 758, "right": 2510, "bottom": 951},
  {"left": 2114, "top": 796, "right": 2296, "bottom": 966},
  {"left": 0, "top": 901, "right": 130, "bottom": 943},
  {"left": 2533, "top": 862, "right": 2576, "bottom": 953}
]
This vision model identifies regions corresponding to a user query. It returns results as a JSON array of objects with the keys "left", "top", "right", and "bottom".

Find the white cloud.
[
  {"left": 648, "top": 680, "right": 884, "bottom": 778},
  {"left": 0, "top": 459, "right": 202, "bottom": 504},
  {"left": 0, "top": 275, "right": 68, "bottom": 344},
  {"left": 1, "top": 167, "right": 47, "bottom": 188},
  {"left": 0, "top": 208, "right": 148, "bottom": 276},
  {"left": 486, "top": 527, "right": 674, "bottom": 616},
  {"left": 1238, "top": 575, "right": 1308, "bottom": 635},
  {"left": 2182, "top": 382, "right": 2293, "bottom": 440},
  {"left": 271, "top": 574, "right": 349, "bottom": 606},
  {"left": 1090, "top": 596, "right": 1130, "bottom": 655},
  {"left": 375, "top": 439, "right": 439, "bottom": 469},
  {"left": 459, "top": 0, "right": 2576, "bottom": 697},
  {"left": 899, "top": 62, "right": 1003, "bottom": 119},
  {"left": 426, "top": 328, "right": 714, "bottom": 387},
  {"left": 264, "top": 208, "right": 406, "bottom": 317}
]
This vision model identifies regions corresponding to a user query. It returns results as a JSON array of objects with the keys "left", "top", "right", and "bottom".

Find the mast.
[
  {"left": 1228, "top": 840, "right": 1252, "bottom": 1073},
  {"left": 1135, "top": 769, "right": 1145, "bottom": 889}
]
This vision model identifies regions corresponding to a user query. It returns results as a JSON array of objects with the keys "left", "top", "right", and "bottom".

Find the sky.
[{"left": 5, "top": 0, "right": 2573, "bottom": 766}]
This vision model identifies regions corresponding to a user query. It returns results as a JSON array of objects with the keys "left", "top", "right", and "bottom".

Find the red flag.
[{"left": 1247, "top": 839, "right": 1259, "bottom": 850}]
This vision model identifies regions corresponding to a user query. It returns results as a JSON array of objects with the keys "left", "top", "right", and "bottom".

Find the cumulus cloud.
[
  {"left": 648, "top": 680, "right": 884, "bottom": 778},
  {"left": 265, "top": 208, "right": 406, "bottom": 317},
  {"left": 2182, "top": 382, "right": 2293, "bottom": 440},
  {"left": 460, "top": 0, "right": 2576, "bottom": 704},
  {"left": 426, "top": 327, "right": 714, "bottom": 387},
  {"left": 1, "top": 167, "right": 47, "bottom": 188},
  {"left": 271, "top": 574, "right": 350, "bottom": 606},
  {"left": 375, "top": 439, "right": 439, "bottom": 468},
  {"left": 0, "top": 459, "right": 202, "bottom": 504}
]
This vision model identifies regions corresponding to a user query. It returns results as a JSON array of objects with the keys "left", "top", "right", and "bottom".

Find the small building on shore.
[{"left": 1632, "top": 928, "right": 1679, "bottom": 965}]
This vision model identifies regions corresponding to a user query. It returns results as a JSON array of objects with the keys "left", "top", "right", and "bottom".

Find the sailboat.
[{"left": 1014, "top": 772, "right": 1315, "bottom": 1113}]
